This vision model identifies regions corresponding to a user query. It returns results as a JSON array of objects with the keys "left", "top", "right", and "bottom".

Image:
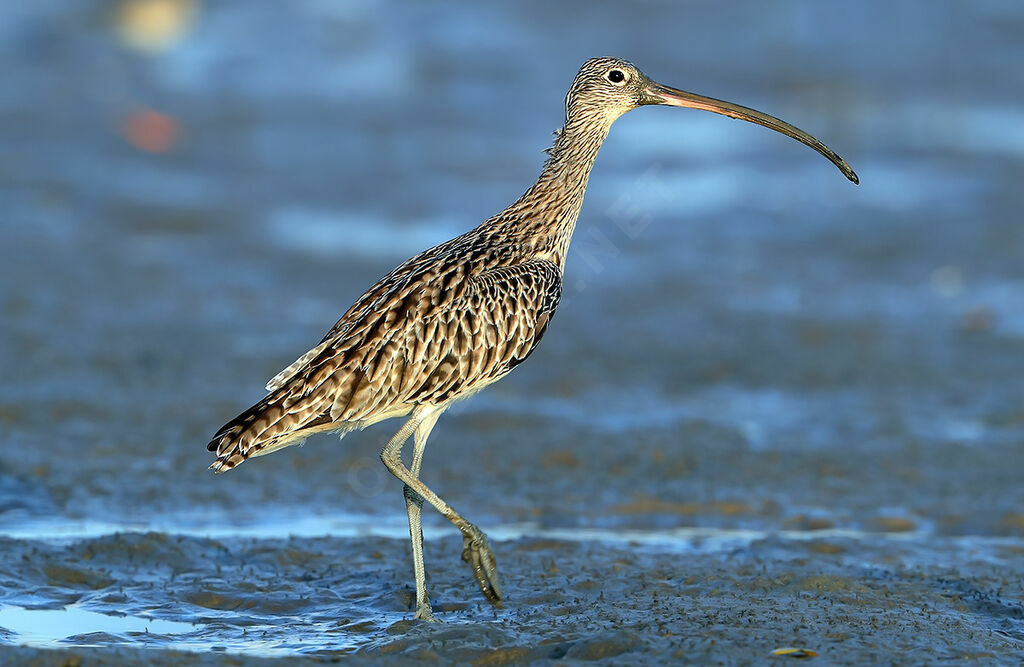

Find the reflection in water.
[
  {"left": 0, "top": 604, "right": 353, "bottom": 656},
  {"left": 0, "top": 604, "right": 199, "bottom": 646}
]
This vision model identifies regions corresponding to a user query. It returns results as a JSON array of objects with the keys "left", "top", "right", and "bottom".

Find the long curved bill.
[{"left": 644, "top": 82, "right": 858, "bottom": 184}]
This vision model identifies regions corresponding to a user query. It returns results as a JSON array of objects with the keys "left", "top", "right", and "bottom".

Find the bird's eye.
[{"left": 606, "top": 69, "right": 627, "bottom": 85}]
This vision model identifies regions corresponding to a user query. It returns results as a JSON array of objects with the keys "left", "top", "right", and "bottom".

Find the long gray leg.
[
  {"left": 404, "top": 409, "right": 441, "bottom": 621},
  {"left": 381, "top": 409, "right": 502, "bottom": 618}
]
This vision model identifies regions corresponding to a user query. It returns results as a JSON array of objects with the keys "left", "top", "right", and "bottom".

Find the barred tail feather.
[{"left": 206, "top": 389, "right": 340, "bottom": 474}]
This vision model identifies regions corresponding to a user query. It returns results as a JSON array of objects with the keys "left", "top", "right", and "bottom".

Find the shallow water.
[
  {"left": 0, "top": 605, "right": 203, "bottom": 651},
  {"left": 2, "top": 0, "right": 1023, "bottom": 663}
]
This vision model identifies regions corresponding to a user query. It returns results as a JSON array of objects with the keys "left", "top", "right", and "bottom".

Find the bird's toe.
[
  {"left": 461, "top": 526, "right": 502, "bottom": 605},
  {"left": 414, "top": 604, "right": 440, "bottom": 622}
]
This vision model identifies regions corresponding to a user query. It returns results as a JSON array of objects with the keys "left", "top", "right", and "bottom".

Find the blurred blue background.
[
  {"left": 4, "top": 0, "right": 1024, "bottom": 549},
  {"left": 1, "top": 0, "right": 1023, "bottom": 658}
]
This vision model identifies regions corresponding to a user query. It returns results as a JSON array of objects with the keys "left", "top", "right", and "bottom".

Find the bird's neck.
[{"left": 493, "top": 115, "right": 612, "bottom": 268}]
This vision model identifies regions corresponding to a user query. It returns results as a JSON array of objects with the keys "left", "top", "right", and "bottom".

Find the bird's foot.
[
  {"left": 413, "top": 603, "right": 439, "bottom": 622},
  {"left": 461, "top": 525, "right": 502, "bottom": 605}
]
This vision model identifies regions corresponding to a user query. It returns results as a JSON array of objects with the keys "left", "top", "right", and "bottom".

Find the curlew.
[{"left": 208, "top": 57, "right": 858, "bottom": 621}]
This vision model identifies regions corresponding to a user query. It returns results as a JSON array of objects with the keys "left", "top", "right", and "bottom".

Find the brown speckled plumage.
[
  {"left": 207, "top": 57, "right": 857, "bottom": 620},
  {"left": 207, "top": 247, "right": 562, "bottom": 471}
]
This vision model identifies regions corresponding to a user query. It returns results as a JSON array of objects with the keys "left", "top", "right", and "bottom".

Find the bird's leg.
[
  {"left": 379, "top": 416, "right": 436, "bottom": 620},
  {"left": 403, "top": 411, "right": 441, "bottom": 622},
  {"left": 381, "top": 414, "right": 502, "bottom": 611},
  {"left": 402, "top": 483, "right": 432, "bottom": 621}
]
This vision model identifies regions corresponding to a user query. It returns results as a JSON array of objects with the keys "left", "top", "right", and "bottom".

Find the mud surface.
[
  {"left": 2, "top": 0, "right": 1024, "bottom": 664},
  {"left": 1, "top": 532, "right": 1022, "bottom": 663}
]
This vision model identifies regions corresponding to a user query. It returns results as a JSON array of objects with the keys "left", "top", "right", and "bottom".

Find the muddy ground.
[{"left": 1, "top": 531, "right": 1022, "bottom": 663}]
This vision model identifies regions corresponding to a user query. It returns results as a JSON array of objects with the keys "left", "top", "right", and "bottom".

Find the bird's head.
[
  {"left": 564, "top": 57, "right": 651, "bottom": 123},
  {"left": 565, "top": 57, "right": 858, "bottom": 184}
]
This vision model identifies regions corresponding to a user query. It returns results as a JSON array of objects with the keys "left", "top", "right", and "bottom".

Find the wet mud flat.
[{"left": 1, "top": 530, "right": 1022, "bottom": 664}]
